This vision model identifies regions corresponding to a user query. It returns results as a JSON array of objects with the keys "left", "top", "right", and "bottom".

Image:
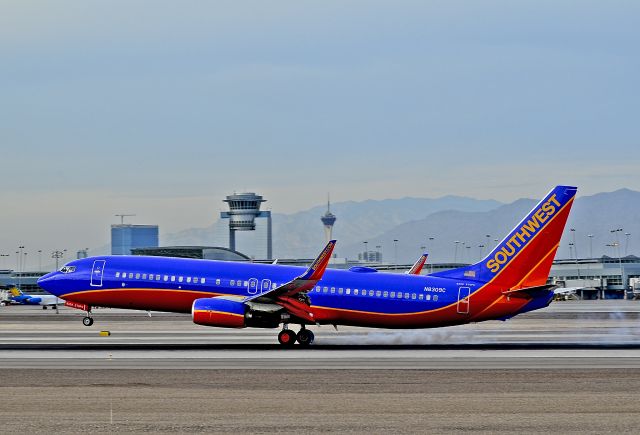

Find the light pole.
[
  {"left": 393, "top": 239, "right": 398, "bottom": 270},
  {"left": 570, "top": 228, "right": 578, "bottom": 259},
  {"left": 363, "top": 241, "right": 368, "bottom": 262},
  {"left": 611, "top": 228, "right": 624, "bottom": 296},
  {"left": 0, "top": 254, "right": 9, "bottom": 269},
  {"left": 375, "top": 245, "right": 382, "bottom": 263},
  {"left": 587, "top": 234, "right": 594, "bottom": 259},
  {"left": 625, "top": 233, "right": 631, "bottom": 256},
  {"left": 453, "top": 241, "right": 460, "bottom": 263},
  {"left": 38, "top": 250, "right": 42, "bottom": 271},
  {"left": 427, "top": 237, "right": 435, "bottom": 273},
  {"left": 478, "top": 244, "right": 485, "bottom": 260},
  {"left": 17, "top": 246, "right": 24, "bottom": 290},
  {"left": 52, "top": 251, "right": 65, "bottom": 270}
]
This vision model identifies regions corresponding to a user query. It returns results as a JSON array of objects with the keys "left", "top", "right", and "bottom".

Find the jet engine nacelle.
[
  {"left": 192, "top": 297, "right": 283, "bottom": 329},
  {"left": 192, "top": 298, "right": 247, "bottom": 328}
]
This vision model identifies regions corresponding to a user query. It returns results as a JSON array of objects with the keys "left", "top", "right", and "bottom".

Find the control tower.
[
  {"left": 321, "top": 196, "right": 337, "bottom": 244},
  {"left": 220, "top": 192, "right": 272, "bottom": 259}
]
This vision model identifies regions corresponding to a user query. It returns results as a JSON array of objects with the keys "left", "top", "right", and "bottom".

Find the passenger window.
[
  {"left": 419, "top": 294, "right": 424, "bottom": 300},
  {"left": 404, "top": 293, "right": 409, "bottom": 299},
  {"left": 390, "top": 292, "right": 395, "bottom": 298},
  {"left": 354, "top": 289, "right": 359, "bottom": 295},
  {"left": 323, "top": 286, "right": 328, "bottom": 293},
  {"left": 239, "top": 281, "right": 244, "bottom": 287},
  {"left": 376, "top": 291, "right": 381, "bottom": 297},
  {"left": 215, "top": 278, "right": 220, "bottom": 285},
  {"left": 231, "top": 280, "right": 235, "bottom": 286},
  {"left": 316, "top": 286, "right": 320, "bottom": 292},
  {"left": 155, "top": 275, "right": 160, "bottom": 280},
  {"left": 426, "top": 294, "right": 431, "bottom": 301},
  {"left": 397, "top": 293, "right": 403, "bottom": 299},
  {"left": 194, "top": 278, "right": 199, "bottom": 284},
  {"left": 142, "top": 274, "right": 147, "bottom": 279},
  {"left": 163, "top": 275, "right": 169, "bottom": 281},
  {"left": 171, "top": 276, "right": 176, "bottom": 282},
  {"left": 383, "top": 291, "right": 388, "bottom": 298},
  {"left": 186, "top": 277, "right": 191, "bottom": 283},
  {"left": 346, "top": 289, "right": 351, "bottom": 295},
  {"left": 331, "top": 287, "right": 335, "bottom": 294},
  {"left": 179, "top": 276, "right": 184, "bottom": 283},
  {"left": 368, "top": 290, "right": 374, "bottom": 297},
  {"left": 201, "top": 278, "right": 206, "bottom": 284},
  {"left": 128, "top": 273, "right": 133, "bottom": 279},
  {"left": 338, "top": 288, "right": 344, "bottom": 295},
  {"left": 433, "top": 295, "right": 438, "bottom": 301},
  {"left": 135, "top": 273, "right": 140, "bottom": 279},
  {"left": 411, "top": 294, "right": 416, "bottom": 300},
  {"left": 115, "top": 272, "right": 120, "bottom": 278}
]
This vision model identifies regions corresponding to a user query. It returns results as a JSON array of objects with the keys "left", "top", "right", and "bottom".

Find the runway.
[
  {"left": 1, "top": 300, "right": 640, "bottom": 369},
  {"left": 2, "top": 301, "right": 640, "bottom": 433}
]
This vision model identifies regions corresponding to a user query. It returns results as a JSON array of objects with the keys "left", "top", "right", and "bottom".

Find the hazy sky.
[{"left": 1, "top": 1, "right": 639, "bottom": 267}]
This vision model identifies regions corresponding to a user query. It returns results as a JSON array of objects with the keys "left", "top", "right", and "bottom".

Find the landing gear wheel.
[
  {"left": 82, "top": 316, "right": 94, "bottom": 327},
  {"left": 278, "top": 329, "right": 297, "bottom": 346},
  {"left": 296, "top": 329, "right": 314, "bottom": 346}
]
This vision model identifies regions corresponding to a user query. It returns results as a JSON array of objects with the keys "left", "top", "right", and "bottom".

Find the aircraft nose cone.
[{"left": 37, "top": 272, "right": 57, "bottom": 290}]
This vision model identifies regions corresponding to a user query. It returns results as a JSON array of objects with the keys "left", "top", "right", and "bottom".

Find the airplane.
[
  {"left": 553, "top": 287, "right": 582, "bottom": 300},
  {"left": 38, "top": 185, "right": 577, "bottom": 346},
  {"left": 6, "top": 287, "right": 64, "bottom": 309}
]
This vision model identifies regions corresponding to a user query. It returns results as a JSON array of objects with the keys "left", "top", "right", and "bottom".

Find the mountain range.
[{"left": 160, "top": 188, "right": 640, "bottom": 263}]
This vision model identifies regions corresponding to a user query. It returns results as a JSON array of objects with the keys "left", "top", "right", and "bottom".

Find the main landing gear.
[{"left": 277, "top": 325, "right": 315, "bottom": 347}]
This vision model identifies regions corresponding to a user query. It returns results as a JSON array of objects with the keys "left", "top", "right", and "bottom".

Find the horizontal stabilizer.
[{"left": 502, "top": 284, "right": 557, "bottom": 298}]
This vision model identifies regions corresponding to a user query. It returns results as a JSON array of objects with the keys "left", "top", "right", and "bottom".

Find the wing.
[
  {"left": 406, "top": 252, "right": 428, "bottom": 275},
  {"left": 245, "top": 240, "right": 336, "bottom": 303},
  {"left": 243, "top": 240, "right": 336, "bottom": 323}
]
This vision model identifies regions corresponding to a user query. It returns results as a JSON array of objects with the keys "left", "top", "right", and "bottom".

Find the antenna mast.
[{"left": 115, "top": 214, "right": 136, "bottom": 225}]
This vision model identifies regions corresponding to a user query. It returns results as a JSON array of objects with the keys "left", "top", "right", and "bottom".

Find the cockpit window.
[{"left": 59, "top": 266, "right": 76, "bottom": 274}]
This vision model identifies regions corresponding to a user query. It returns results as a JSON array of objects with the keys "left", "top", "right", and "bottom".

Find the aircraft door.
[
  {"left": 260, "top": 279, "right": 272, "bottom": 294},
  {"left": 90, "top": 260, "right": 106, "bottom": 287},
  {"left": 247, "top": 278, "right": 258, "bottom": 294},
  {"left": 457, "top": 286, "right": 471, "bottom": 314}
]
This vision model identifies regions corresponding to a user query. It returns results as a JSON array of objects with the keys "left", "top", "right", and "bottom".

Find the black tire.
[
  {"left": 296, "top": 329, "right": 314, "bottom": 346},
  {"left": 82, "top": 317, "right": 94, "bottom": 327},
  {"left": 278, "top": 329, "right": 297, "bottom": 346}
]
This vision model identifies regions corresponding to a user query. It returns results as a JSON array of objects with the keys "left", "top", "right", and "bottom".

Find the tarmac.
[
  {"left": 1, "top": 300, "right": 640, "bottom": 369},
  {"left": 1, "top": 300, "right": 640, "bottom": 433}
]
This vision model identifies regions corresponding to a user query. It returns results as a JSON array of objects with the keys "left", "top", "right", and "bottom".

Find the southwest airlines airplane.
[{"left": 38, "top": 186, "right": 577, "bottom": 346}]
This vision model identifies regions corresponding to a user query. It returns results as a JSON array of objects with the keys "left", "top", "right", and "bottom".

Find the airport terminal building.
[{"left": 548, "top": 256, "right": 640, "bottom": 299}]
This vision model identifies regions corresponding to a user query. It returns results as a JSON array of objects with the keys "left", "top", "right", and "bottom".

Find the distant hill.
[
  {"left": 340, "top": 188, "right": 640, "bottom": 264},
  {"left": 159, "top": 188, "right": 640, "bottom": 263},
  {"left": 162, "top": 196, "right": 503, "bottom": 258}
]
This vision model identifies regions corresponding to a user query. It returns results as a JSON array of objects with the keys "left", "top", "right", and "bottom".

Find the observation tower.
[{"left": 321, "top": 196, "right": 337, "bottom": 244}]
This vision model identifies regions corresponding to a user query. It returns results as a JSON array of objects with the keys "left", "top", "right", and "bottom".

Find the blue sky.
[{"left": 0, "top": 1, "right": 638, "bottom": 263}]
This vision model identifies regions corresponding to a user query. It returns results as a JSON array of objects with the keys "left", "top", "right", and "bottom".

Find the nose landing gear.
[{"left": 82, "top": 308, "right": 94, "bottom": 327}]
